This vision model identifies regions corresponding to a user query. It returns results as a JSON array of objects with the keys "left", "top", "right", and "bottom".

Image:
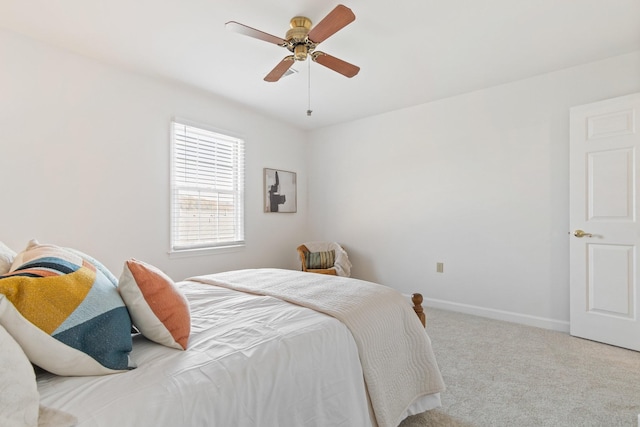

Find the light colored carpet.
[{"left": 399, "top": 308, "right": 640, "bottom": 427}]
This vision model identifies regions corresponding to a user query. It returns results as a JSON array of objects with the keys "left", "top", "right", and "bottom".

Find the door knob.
[{"left": 574, "top": 229, "right": 593, "bottom": 238}]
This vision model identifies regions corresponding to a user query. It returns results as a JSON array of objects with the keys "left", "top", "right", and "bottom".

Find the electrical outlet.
[{"left": 436, "top": 262, "right": 444, "bottom": 273}]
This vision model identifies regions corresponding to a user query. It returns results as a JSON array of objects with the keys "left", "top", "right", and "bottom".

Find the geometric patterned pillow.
[
  {"left": 0, "top": 241, "right": 134, "bottom": 375},
  {"left": 118, "top": 259, "right": 190, "bottom": 350},
  {"left": 305, "top": 250, "right": 336, "bottom": 269}
]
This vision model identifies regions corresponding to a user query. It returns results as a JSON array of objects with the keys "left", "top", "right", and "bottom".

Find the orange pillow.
[{"left": 118, "top": 259, "right": 190, "bottom": 350}]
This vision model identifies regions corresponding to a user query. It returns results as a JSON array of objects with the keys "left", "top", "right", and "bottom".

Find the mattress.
[{"left": 37, "top": 279, "right": 440, "bottom": 426}]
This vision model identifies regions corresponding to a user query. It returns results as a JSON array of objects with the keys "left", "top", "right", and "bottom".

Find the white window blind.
[{"left": 171, "top": 121, "right": 245, "bottom": 251}]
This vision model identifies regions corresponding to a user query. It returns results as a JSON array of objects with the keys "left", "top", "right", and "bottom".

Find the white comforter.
[
  {"left": 37, "top": 271, "right": 442, "bottom": 426},
  {"left": 38, "top": 281, "right": 374, "bottom": 426},
  {"left": 191, "top": 269, "right": 445, "bottom": 427}
]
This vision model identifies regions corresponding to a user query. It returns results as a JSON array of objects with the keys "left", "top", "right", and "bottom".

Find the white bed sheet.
[{"left": 37, "top": 280, "right": 440, "bottom": 426}]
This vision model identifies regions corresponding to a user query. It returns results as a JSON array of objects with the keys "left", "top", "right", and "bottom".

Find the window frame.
[{"left": 169, "top": 119, "right": 245, "bottom": 255}]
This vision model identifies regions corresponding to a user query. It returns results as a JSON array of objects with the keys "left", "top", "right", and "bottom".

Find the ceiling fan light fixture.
[{"left": 293, "top": 44, "right": 308, "bottom": 61}]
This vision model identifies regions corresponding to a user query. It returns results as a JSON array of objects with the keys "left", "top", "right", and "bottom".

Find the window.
[{"left": 170, "top": 121, "right": 244, "bottom": 252}]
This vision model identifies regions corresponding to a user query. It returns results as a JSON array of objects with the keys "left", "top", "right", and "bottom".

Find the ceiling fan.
[{"left": 226, "top": 4, "right": 360, "bottom": 82}]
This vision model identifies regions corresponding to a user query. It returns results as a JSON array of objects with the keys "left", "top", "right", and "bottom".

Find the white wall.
[
  {"left": 307, "top": 51, "right": 640, "bottom": 330},
  {"left": 0, "top": 29, "right": 309, "bottom": 281},
  {"left": 3, "top": 26, "right": 639, "bottom": 332}
]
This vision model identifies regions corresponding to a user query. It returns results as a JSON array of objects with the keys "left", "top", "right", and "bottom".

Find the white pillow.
[
  {"left": 0, "top": 241, "right": 16, "bottom": 275},
  {"left": 0, "top": 323, "right": 39, "bottom": 427}
]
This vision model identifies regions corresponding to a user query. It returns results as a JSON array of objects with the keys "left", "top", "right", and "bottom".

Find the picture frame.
[{"left": 264, "top": 168, "right": 297, "bottom": 213}]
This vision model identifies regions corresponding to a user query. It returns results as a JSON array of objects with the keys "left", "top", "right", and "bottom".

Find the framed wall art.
[{"left": 264, "top": 168, "right": 297, "bottom": 213}]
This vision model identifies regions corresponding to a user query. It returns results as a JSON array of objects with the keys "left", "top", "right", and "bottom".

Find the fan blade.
[
  {"left": 307, "top": 4, "right": 355, "bottom": 44},
  {"left": 264, "top": 56, "right": 295, "bottom": 82},
  {"left": 225, "top": 21, "right": 287, "bottom": 46},
  {"left": 312, "top": 52, "right": 360, "bottom": 78}
]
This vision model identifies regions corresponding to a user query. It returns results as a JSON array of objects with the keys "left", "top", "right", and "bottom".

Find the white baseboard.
[{"left": 404, "top": 294, "right": 570, "bottom": 333}]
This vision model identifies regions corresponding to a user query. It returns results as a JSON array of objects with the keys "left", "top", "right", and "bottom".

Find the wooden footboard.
[{"left": 411, "top": 293, "right": 426, "bottom": 328}]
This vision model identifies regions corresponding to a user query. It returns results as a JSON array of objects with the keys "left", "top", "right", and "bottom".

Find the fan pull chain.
[{"left": 306, "top": 59, "right": 312, "bottom": 117}]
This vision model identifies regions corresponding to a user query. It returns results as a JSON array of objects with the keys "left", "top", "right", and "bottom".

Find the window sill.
[{"left": 168, "top": 244, "right": 245, "bottom": 259}]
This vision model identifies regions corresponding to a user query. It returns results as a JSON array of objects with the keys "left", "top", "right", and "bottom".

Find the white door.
[{"left": 569, "top": 93, "right": 640, "bottom": 351}]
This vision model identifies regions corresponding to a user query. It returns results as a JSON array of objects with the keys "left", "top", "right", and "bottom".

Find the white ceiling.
[{"left": 1, "top": 0, "right": 639, "bottom": 130}]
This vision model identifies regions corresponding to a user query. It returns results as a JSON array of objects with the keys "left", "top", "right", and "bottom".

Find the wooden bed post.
[{"left": 411, "top": 293, "right": 426, "bottom": 328}]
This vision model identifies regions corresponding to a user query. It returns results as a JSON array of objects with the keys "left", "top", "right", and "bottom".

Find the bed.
[{"left": 0, "top": 241, "right": 445, "bottom": 427}]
